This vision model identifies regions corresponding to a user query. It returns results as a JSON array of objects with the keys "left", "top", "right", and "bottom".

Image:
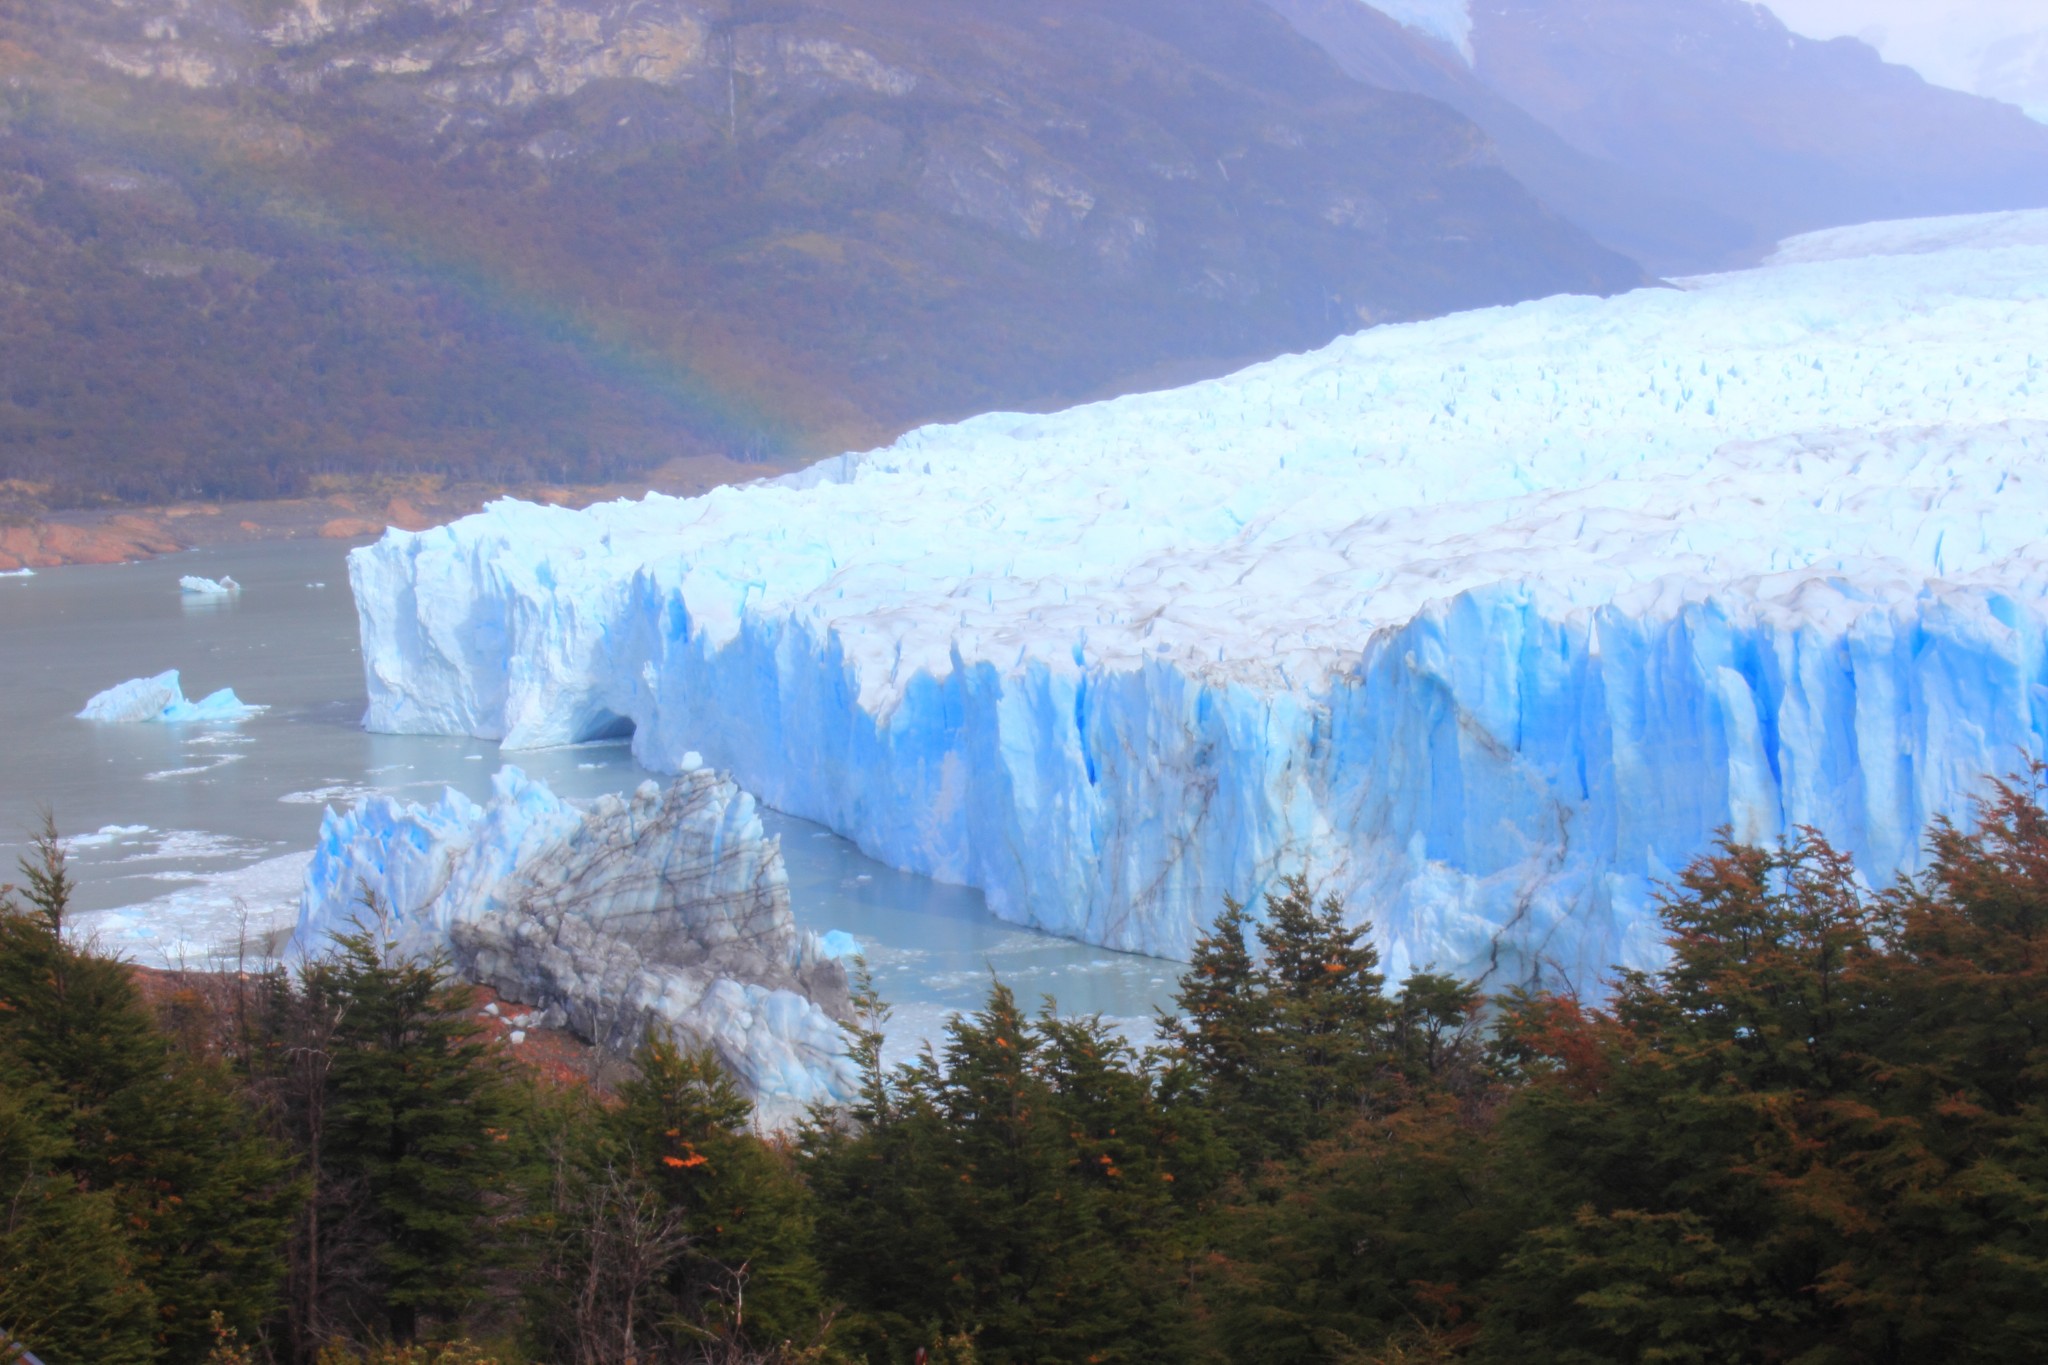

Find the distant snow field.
[{"left": 353, "top": 210, "right": 2048, "bottom": 989}]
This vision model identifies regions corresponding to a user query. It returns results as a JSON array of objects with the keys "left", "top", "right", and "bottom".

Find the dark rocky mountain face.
[
  {"left": 1265, "top": 0, "right": 1755, "bottom": 274},
  {"left": 0, "top": 0, "right": 1638, "bottom": 508},
  {"left": 1271, "top": 0, "right": 2048, "bottom": 275}
]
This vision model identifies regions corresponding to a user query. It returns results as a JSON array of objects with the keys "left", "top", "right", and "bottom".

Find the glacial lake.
[{"left": 0, "top": 539, "right": 1179, "bottom": 1057}]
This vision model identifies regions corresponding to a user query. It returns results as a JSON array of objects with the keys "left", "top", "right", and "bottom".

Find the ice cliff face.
[
  {"left": 293, "top": 763, "right": 857, "bottom": 1112},
  {"left": 355, "top": 210, "right": 2048, "bottom": 988}
]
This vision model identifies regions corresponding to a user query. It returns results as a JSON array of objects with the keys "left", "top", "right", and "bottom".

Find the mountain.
[
  {"left": 1265, "top": 0, "right": 1753, "bottom": 274},
  {"left": 1272, "top": 0, "right": 2048, "bottom": 273},
  {"left": 349, "top": 209, "right": 2048, "bottom": 986},
  {"left": 1974, "top": 28, "right": 2048, "bottom": 123},
  {"left": 0, "top": 0, "right": 1638, "bottom": 510}
]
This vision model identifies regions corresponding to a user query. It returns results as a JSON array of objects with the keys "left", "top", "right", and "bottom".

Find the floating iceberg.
[
  {"left": 179, "top": 574, "right": 241, "bottom": 597},
  {"left": 0, "top": 567, "right": 33, "bottom": 579},
  {"left": 292, "top": 763, "right": 857, "bottom": 1113},
  {"left": 352, "top": 209, "right": 2048, "bottom": 990},
  {"left": 78, "top": 670, "right": 264, "bottom": 724}
]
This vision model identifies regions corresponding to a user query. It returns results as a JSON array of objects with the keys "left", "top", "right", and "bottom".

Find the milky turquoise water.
[{"left": 0, "top": 540, "right": 1179, "bottom": 1052}]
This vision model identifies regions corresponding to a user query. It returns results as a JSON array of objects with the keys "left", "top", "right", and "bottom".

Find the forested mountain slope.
[{"left": 0, "top": 0, "right": 1637, "bottom": 509}]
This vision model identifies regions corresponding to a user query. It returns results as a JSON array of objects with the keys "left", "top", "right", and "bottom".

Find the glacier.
[
  {"left": 292, "top": 763, "right": 859, "bottom": 1113},
  {"left": 354, "top": 209, "right": 2048, "bottom": 990},
  {"left": 1355, "top": 0, "right": 1473, "bottom": 62},
  {"left": 79, "top": 670, "right": 263, "bottom": 724}
]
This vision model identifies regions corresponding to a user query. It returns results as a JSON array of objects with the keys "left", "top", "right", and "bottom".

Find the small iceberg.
[
  {"left": 179, "top": 575, "right": 241, "bottom": 598},
  {"left": 78, "top": 670, "right": 264, "bottom": 724},
  {"left": 0, "top": 567, "right": 33, "bottom": 579}
]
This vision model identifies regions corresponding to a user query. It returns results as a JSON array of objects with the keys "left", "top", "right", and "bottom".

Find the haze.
[{"left": 1766, "top": 0, "right": 2048, "bottom": 115}]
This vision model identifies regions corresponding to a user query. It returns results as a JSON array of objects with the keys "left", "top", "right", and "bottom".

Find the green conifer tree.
[
  {"left": 1255, "top": 875, "right": 1390, "bottom": 1150},
  {"left": 0, "top": 822, "right": 297, "bottom": 1362},
  {"left": 1158, "top": 895, "right": 1277, "bottom": 1162},
  {"left": 1472, "top": 834, "right": 1907, "bottom": 1361},
  {"left": 1032, "top": 1010, "right": 1211, "bottom": 1362},
  {"left": 611, "top": 1033, "right": 828, "bottom": 1354},
  {"left": 0, "top": 1080, "right": 158, "bottom": 1365},
  {"left": 308, "top": 923, "right": 519, "bottom": 1344},
  {"left": 801, "top": 986, "right": 956, "bottom": 1363}
]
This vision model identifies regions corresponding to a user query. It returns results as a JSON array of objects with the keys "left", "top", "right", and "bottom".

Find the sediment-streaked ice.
[
  {"left": 293, "top": 763, "right": 859, "bottom": 1112},
  {"left": 350, "top": 210, "right": 2048, "bottom": 989}
]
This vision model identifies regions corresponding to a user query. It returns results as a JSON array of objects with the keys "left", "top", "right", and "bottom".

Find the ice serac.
[
  {"left": 79, "top": 669, "right": 263, "bottom": 723},
  {"left": 354, "top": 210, "right": 2048, "bottom": 990},
  {"left": 291, "top": 764, "right": 857, "bottom": 1113}
]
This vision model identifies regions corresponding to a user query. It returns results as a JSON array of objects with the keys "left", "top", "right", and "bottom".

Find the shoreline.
[{"left": 0, "top": 452, "right": 793, "bottom": 571}]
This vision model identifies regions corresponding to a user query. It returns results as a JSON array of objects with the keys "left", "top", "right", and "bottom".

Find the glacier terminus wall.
[{"left": 353, "top": 210, "right": 2048, "bottom": 990}]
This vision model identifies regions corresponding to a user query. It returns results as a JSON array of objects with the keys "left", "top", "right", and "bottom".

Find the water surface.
[{"left": 0, "top": 540, "right": 1179, "bottom": 1054}]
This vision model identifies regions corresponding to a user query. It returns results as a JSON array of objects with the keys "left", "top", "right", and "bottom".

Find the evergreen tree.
[
  {"left": 1202, "top": 1090, "right": 1504, "bottom": 1365},
  {"left": 1837, "top": 777, "right": 2048, "bottom": 1359},
  {"left": 1158, "top": 895, "right": 1276, "bottom": 1162},
  {"left": 807, "top": 982, "right": 1206, "bottom": 1364},
  {"left": 1255, "top": 875, "right": 1390, "bottom": 1150},
  {"left": 1470, "top": 837, "right": 1880, "bottom": 1361},
  {"left": 518, "top": 1079, "right": 689, "bottom": 1365},
  {"left": 611, "top": 1033, "right": 828, "bottom": 1355},
  {"left": 802, "top": 1008, "right": 957, "bottom": 1362},
  {"left": 1386, "top": 971, "right": 1485, "bottom": 1090},
  {"left": 0, "top": 1080, "right": 158, "bottom": 1365},
  {"left": 1164, "top": 877, "right": 1393, "bottom": 1165},
  {"left": 0, "top": 823, "right": 297, "bottom": 1362},
  {"left": 1196, "top": 962, "right": 1494, "bottom": 1361},
  {"left": 1032, "top": 1011, "right": 1214, "bottom": 1361},
  {"left": 305, "top": 924, "right": 519, "bottom": 1345}
]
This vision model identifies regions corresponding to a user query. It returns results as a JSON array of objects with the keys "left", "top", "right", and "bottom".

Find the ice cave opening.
[{"left": 575, "top": 710, "right": 637, "bottom": 744}]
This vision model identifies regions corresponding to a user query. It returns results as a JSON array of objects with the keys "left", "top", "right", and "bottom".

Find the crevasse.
[{"left": 352, "top": 210, "right": 2048, "bottom": 989}]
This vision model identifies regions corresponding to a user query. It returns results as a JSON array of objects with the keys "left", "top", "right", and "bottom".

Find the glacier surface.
[
  {"left": 292, "top": 763, "right": 858, "bottom": 1113},
  {"left": 1356, "top": 0, "right": 1473, "bottom": 62},
  {"left": 354, "top": 210, "right": 2048, "bottom": 989},
  {"left": 79, "top": 670, "right": 263, "bottom": 724}
]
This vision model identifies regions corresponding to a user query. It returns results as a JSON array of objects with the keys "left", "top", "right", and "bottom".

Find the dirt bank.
[{"left": 0, "top": 453, "right": 792, "bottom": 571}]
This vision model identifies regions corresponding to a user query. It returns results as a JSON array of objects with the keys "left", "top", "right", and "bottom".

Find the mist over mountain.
[
  {"left": 0, "top": 0, "right": 1637, "bottom": 509},
  {"left": 1279, "top": 0, "right": 2048, "bottom": 272}
]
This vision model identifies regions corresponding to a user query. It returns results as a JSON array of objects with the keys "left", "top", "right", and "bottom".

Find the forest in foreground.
[{"left": 5, "top": 775, "right": 2048, "bottom": 1365}]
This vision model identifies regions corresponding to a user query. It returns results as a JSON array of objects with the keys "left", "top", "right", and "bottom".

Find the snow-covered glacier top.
[{"left": 355, "top": 210, "right": 2048, "bottom": 989}]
